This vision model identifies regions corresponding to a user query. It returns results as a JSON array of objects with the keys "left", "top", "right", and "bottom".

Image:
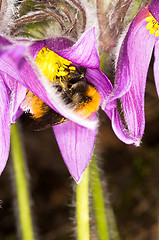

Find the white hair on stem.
[
  {"left": 0, "top": 0, "right": 17, "bottom": 34},
  {"left": 81, "top": 0, "right": 99, "bottom": 35}
]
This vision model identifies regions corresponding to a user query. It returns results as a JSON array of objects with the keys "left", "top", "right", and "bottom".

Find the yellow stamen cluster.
[
  {"left": 35, "top": 46, "right": 76, "bottom": 82},
  {"left": 145, "top": 13, "right": 159, "bottom": 37}
]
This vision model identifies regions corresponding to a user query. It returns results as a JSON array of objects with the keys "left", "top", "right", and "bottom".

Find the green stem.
[
  {"left": 76, "top": 167, "right": 90, "bottom": 240},
  {"left": 11, "top": 122, "right": 35, "bottom": 240},
  {"left": 99, "top": 51, "right": 108, "bottom": 72},
  {"left": 90, "top": 152, "right": 110, "bottom": 240},
  {"left": 127, "top": 0, "right": 143, "bottom": 20}
]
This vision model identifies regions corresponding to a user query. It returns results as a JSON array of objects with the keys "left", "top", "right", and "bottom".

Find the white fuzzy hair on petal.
[{"left": 114, "top": 23, "right": 131, "bottom": 69}]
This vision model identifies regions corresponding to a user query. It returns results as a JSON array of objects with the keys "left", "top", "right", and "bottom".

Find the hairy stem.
[
  {"left": 11, "top": 122, "right": 35, "bottom": 240},
  {"left": 90, "top": 152, "right": 110, "bottom": 240},
  {"left": 76, "top": 167, "right": 90, "bottom": 240}
]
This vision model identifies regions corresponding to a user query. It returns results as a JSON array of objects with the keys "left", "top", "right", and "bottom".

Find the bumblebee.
[{"left": 21, "top": 47, "right": 100, "bottom": 130}]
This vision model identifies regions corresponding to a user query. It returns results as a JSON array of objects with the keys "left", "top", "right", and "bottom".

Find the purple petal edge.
[
  {"left": 54, "top": 28, "right": 100, "bottom": 69},
  {"left": 107, "top": 8, "right": 155, "bottom": 144},
  {"left": 148, "top": 0, "right": 159, "bottom": 23},
  {"left": 153, "top": 42, "right": 159, "bottom": 96},
  {"left": 110, "top": 107, "right": 141, "bottom": 146},
  {"left": 53, "top": 120, "right": 97, "bottom": 182},
  {"left": 0, "top": 76, "right": 10, "bottom": 174}
]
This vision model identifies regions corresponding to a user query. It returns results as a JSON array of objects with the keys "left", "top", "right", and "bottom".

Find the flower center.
[
  {"left": 145, "top": 13, "right": 159, "bottom": 37},
  {"left": 35, "top": 46, "right": 100, "bottom": 118}
]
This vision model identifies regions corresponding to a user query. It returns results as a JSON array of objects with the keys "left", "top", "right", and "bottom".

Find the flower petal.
[
  {"left": 29, "top": 41, "right": 45, "bottom": 59},
  {"left": 148, "top": 0, "right": 159, "bottom": 23},
  {"left": 0, "top": 75, "right": 10, "bottom": 174},
  {"left": 86, "top": 68, "right": 115, "bottom": 111},
  {"left": 45, "top": 37, "right": 74, "bottom": 51},
  {"left": 110, "top": 8, "right": 155, "bottom": 102},
  {"left": 8, "top": 45, "right": 26, "bottom": 69},
  {"left": 110, "top": 108, "right": 140, "bottom": 146},
  {"left": 112, "top": 72, "right": 146, "bottom": 145},
  {"left": 53, "top": 120, "right": 97, "bottom": 183},
  {"left": 110, "top": 100, "right": 143, "bottom": 146},
  {"left": 108, "top": 8, "right": 156, "bottom": 143},
  {"left": 153, "top": 42, "right": 159, "bottom": 96},
  {"left": 117, "top": 65, "right": 148, "bottom": 144},
  {"left": 0, "top": 37, "right": 26, "bottom": 67},
  {"left": 29, "top": 38, "right": 74, "bottom": 59},
  {"left": 2, "top": 73, "right": 27, "bottom": 123},
  {"left": 0, "top": 36, "right": 11, "bottom": 47},
  {"left": 53, "top": 28, "right": 100, "bottom": 69},
  {"left": 30, "top": 28, "right": 99, "bottom": 69}
]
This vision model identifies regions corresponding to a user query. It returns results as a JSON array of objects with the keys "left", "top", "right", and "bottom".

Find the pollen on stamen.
[
  {"left": 35, "top": 46, "right": 73, "bottom": 82},
  {"left": 155, "top": 29, "right": 159, "bottom": 37},
  {"left": 145, "top": 16, "right": 153, "bottom": 22},
  {"left": 146, "top": 21, "right": 154, "bottom": 30},
  {"left": 69, "top": 66, "right": 76, "bottom": 71},
  {"left": 145, "top": 13, "right": 159, "bottom": 36}
]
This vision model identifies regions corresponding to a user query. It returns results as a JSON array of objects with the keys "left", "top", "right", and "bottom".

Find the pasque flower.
[
  {"left": 0, "top": 36, "right": 27, "bottom": 174},
  {"left": 0, "top": 28, "right": 118, "bottom": 182},
  {"left": 108, "top": 0, "right": 159, "bottom": 146}
]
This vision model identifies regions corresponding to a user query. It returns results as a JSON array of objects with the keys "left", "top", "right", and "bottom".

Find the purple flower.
[
  {"left": 108, "top": 0, "right": 159, "bottom": 146},
  {"left": 0, "top": 36, "right": 27, "bottom": 173},
  {"left": 0, "top": 29, "right": 115, "bottom": 182}
]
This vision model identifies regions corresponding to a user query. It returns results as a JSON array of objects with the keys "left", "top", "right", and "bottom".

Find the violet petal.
[
  {"left": 29, "top": 41, "right": 45, "bottom": 59},
  {"left": 45, "top": 37, "right": 74, "bottom": 52},
  {"left": 0, "top": 37, "right": 26, "bottom": 67},
  {"left": 110, "top": 107, "right": 141, "bottom": 145},
  {"left": 0, "top": 75, "right": 10, "bottom": 174},
  {"left": 53, "top": 120, "right": 97, "bottom": 183},
  {"left": 0, "top": 36, "right": 11, "bottom": 47},
  {"left": 29, "top": 38, "right": 73, "bottom": 59},
  {"left": 153, "top": 42, "right": 159, "bottom": 96},
  {"left": 30, "top": 28, "right": 99, "bottom": 69},
  {"left": 86, "top": 68, "right": 115, "bottom": 111},
  {"left": 148, "top": 0, "right": 159, "bottom": 23},
  {"left": 110, "top": 8, "right": 155, "bottom": 102},
  {"left": 54, "top": 28, "right": 100, "bottom": 69},
  {"left": 108, "top": 10, "right": 156, "bottom": 143},
  {"left": 2, "top": 72, "right": 27, "bottom": 123}
]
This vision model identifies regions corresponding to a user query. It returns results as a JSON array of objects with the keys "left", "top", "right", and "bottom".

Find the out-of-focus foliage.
[{"left": 12, "top": 0, "right": 86, "bottom": 40}]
